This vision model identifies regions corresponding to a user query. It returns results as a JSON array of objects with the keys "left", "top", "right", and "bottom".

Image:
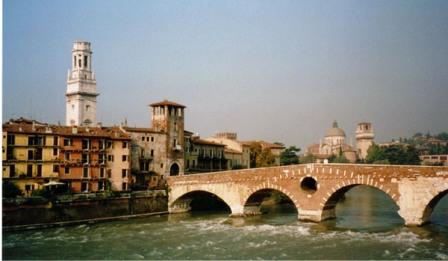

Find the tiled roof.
[
  {"left": 123, "top": 126, "right": 162, "bottom": 134},
  {"left": 3, "top": 121, "right": 130, "bottom": 140},
  {"left": 150, "top": 100, "right": 186, "bottom": 108},
  {"left": 224, "top": 148, "right": 242, "bottom": 154},
  {"left": 192, "top": 138, "right": 226, "bottom": 147}
]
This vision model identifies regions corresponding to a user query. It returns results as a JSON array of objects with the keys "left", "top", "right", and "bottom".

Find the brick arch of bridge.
[
  {"left": 169, "top": 183, "right": 247, "bottom": 215},
  {"left": 419, "top": 186, "right": 448, "bottom": 225},
  {"left": 316, "top": 179, "right": 400, "bottom": 222},
  {"left": 243, "top": 184, "right": 301, "bottom": 214}
]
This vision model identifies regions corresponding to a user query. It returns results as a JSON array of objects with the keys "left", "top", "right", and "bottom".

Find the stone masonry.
[{"left": 167, "top": 163, "right": 448, "bottom": 226}]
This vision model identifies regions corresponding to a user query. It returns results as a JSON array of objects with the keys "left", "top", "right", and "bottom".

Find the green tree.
[
  {"left": 436, "top": 132, "right": 448, "bottom": 141},
  {"left": 404, "top": 145, "right": 421, "bottom": 165},
  {"left": 3, "top": 182, "right": 22, "bottom": 198},
  {"left": 280, "top": 146, "right": 301, "bottom": 165},
  {"left": 249, "top": 142, "right": 262, "bottom": 168},
  {"left": 365, "top": 144, "right": 386, "bottom": 163},
  {"left": 300, "top": 154, "right": 316, "bottom": 164},
  {"left": 331, "top": 155, "right": 350, "bottom": 163}
]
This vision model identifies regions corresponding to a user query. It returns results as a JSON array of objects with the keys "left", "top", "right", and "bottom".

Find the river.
[{"left": 3, "top": 186, "right": 448, "bottom": 260}]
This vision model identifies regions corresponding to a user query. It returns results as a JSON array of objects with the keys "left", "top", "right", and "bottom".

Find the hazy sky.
[{"left": 4, "top": 0, "right": 448, "bottom": 149}]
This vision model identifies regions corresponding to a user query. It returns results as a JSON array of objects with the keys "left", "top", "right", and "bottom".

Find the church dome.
[{"left": 325, "top": 121, "right": 346, "bottom": 137}]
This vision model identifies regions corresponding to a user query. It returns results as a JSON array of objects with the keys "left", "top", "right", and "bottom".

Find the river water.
[{"left": 3, "top": 186, "right": 448, "bottom": 260}]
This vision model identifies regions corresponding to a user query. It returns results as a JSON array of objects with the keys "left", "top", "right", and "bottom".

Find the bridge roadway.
[{"left": 167, "top": 163, "right": 448, "bottom": 226}]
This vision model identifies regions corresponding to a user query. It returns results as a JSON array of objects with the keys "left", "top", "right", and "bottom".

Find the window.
[
  {"left": 37, "top": 165, "right": 42, "bottom": 177},
  {"left": 151, "top": 137, "right": 154, "bottom": 142},
  {"left": 146, "top": 137, "right": 149, "bottom": 142},
  {"left": 28, "top": 136, "right": 44, "bottom": 146},
  {"left": 74, "top": 56, "right": 76, "bottom": 68},
  {"left": 122, "top": 182, "right": 127, "bottom": 191},
  {"left": 106, "top": 141, "right": 113, "bottom": 149},
  {"left": 82, "top": 139, "right": 90, "bottom": 150},
  {"left": 122, "top": 155, "right": 127, "bottom": 162},
  {"left": 98, "top": 181, "right": 105, "bottom": 191},
  {"left": 78, "top": 59, "right": 81, "bottom": 68},
  {"left": 99, "top": 140, "right": 106, "bottom": 150},
  {"left": 81, "top": 182, "right": 88, "bottom": 192},
  {"left": 86, "top": 105, "right": 90, "bottom": 112},
  {"left": 83, "top": 166, "right": 89, "bottom": 178},
  {"left": 63, "top": 138, "right": 72, "bottom": 146},
  {"left": 27, "top": 164, "right": 33, "bottom": 177},
  {"left": 10, "top": 165, "right": 15, "bottom": 178},
  {"left": 28, "top": 150, "right": 34, "bottom": 160},
  {"left": 7, "top": 148, "right": 14, "bottom": 160},
  {"left": 142, "top": 136, "right": 145, "bottom": 142},
  {"left": 53, "top": 165, "right": 59, "bottom": 173},
  {"left": 82, "top": 153, "right": 89, "bottom": 164},
  {"left": 65, "top": 166, "right": 70, "bottom": 175},
  {"left": 100, "top": 167, "right": 105, "bottom": 178},
  {"left": 173, "top": 139, "right": 177, "bottom": 147},
  {"left": 122, "top": 142, "right": 128, "bottom": 148},
  {"left": 108, "top": 155, "right": 114, "bottom": 162},
  {"left": 84, "top": 55, "right": 88, "bottom": 67},
  {"left": 7, "top": 134, "right": 15, "bottom": 145},
  {"left": 122, "top": 169, "right": 127, "bottom": 178},
  {"left": 35, "top": 148, "right": 43, "bottom": 160},
  {"left": 65, "top": 152, "right": 70, "bottom": 161},
  {"left": 53, "top": 136, "right": 58, "bottom": 146},
  {"left": 99, "top": 153, "right": 106, "bottom": 164},
  {"left": 150, "top": 150, "right": 154, "bottom": 157},
  {"left": 160, "top": 163, "right": 163, "bottom": 168},
  {"left": 53, "top": 148, "right": 58, "bottom": 156}
]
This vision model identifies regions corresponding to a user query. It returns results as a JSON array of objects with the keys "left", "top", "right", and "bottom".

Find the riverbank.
[{"left": 3, "top": 190, "right": 168, "bottom": 230}]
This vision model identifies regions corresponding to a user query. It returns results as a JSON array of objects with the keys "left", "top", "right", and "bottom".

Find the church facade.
[{"left": 306, "top": 121, "right": 374, "bottom": 163}]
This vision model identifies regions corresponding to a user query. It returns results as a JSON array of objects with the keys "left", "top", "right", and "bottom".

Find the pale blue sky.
[{"left": 3, "top": 0, "right": 448, "bottom": 148}]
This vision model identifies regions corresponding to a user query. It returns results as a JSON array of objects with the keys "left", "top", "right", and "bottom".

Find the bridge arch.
[
  {"left": 169, "top": 190, "right": 231, "bottom": 213},
  {"left": 319, "top": 181, "right": 399, "bottom": 222},
  {"left": 421, "top": 188, "right": 448, "bottom": 225},
  {"left": 244, "top": 185, "right": 300, "bottom": 215}
]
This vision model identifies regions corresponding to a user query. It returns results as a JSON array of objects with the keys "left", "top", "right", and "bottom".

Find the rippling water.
[{"left": 3, "top": 187, "right": 448, "bottom": 260}]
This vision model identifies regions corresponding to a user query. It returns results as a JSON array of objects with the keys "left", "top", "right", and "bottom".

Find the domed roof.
[{"left": 325, "top": 121, "right": 346, "bottom": 137}]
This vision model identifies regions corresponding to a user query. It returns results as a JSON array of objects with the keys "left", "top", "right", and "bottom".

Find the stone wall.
[
  {"left": 168, "top": 163, "right": 448, "bottom": 226},
  {"left": 3, "top": 191, "right": 167, "bottom": 227}
]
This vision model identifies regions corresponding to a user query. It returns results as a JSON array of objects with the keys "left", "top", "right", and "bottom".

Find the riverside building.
[{"left": 2, "top": 118, "right": 131, "bottom": 194}]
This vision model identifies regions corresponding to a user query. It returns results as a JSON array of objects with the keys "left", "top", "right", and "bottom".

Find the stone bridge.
[{"left": 167, "top": 163, "right": 448, "bottom": 226}]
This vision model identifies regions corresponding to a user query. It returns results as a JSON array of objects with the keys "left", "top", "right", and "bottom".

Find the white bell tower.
[{"left": 66, "top": 41, "right": 99, "bottom": 126}]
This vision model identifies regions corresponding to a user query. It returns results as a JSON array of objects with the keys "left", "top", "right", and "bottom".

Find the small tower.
[
  {"left": 150, "top": 100, "right": 185, "bottom": 176},
  {"left": 356, "top": 122, "right": 375, "bottom": 160},
  {"left": 66, "top": 41, "right": 99, "bottom": 126}
]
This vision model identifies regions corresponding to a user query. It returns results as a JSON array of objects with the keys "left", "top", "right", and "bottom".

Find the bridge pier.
[{"left": 398, "top": 208, "right": 428, "bottom": 226}]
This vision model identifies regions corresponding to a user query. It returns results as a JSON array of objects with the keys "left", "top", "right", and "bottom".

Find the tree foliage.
[
  {"left": 300, "top": 154, "right": 316, "bottom": 164},
  {"left": 436, "top": 132, "right": 448, "bottom": 141},
  {"left": 365, "top": 144, "right": 420, "bottom": 165},
  {"left": 3, "top": 182, "right": 22, "bottom": 198},
  {"left": 280, "top": 146, "right": 301, "bottom": 165},
  {"left": 249, "top": 142, "right": 276, "bottom": 168},
  {"left": 331, "top": 155, "right": 350, "bottom": 163}
]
